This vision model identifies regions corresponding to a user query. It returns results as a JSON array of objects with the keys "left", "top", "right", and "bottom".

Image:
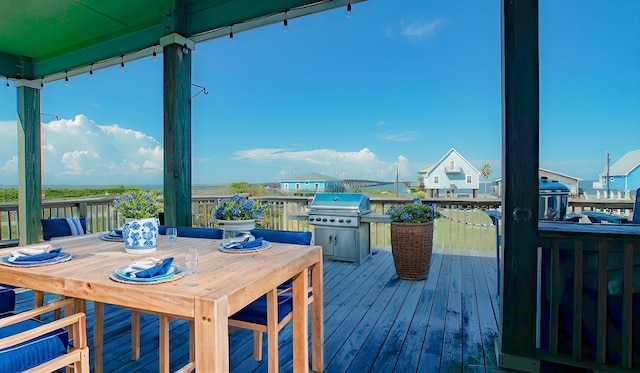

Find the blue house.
[
  {"left": 280, "top": 172, "right": 343, "bottom": 195},
  {"left": 598, "top": 149, "right": 640, "bottom": 198}
]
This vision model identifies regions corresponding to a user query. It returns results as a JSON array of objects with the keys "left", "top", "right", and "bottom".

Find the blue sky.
[{"left": 1, "top": 0, "right": 639, "bottom": 186}]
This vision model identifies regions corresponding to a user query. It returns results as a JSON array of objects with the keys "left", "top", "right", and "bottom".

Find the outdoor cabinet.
[{"left": 314, "top": 223, "right": 370, "bottom": 263}]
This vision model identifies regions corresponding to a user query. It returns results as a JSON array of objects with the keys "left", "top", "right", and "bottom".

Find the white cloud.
[
  {"left": 399, "top": 18, "right": 445, "bottom": 38},
  {"left": 233, "top": 147, "right": 408, "bottom": 181},
  {"left": 0, "top": 114, "right": 163, "bottom": 185},
  {"left": 378, "top": 131, "right": 418, "bottom": 142}
]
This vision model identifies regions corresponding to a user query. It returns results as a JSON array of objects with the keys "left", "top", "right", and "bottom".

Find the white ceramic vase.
[
  {"left": 123, "top": 217, "right": 159, "bottom": 254},
  {"left": 217, "top": 219, "right": 256, "bottom": 238}
]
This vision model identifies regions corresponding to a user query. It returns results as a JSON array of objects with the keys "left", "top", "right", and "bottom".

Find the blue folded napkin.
[
  {"left": 223, "top": 237, "right": 264, "bottom": 250},
  {"left": 12, "top": 247, "right": 62, "bottom": 262},
  {"left": 133, "top": 257, "right": 173, "bottom": 278},
  {"left": 241, "top": 237, "right": 263, "bottom": 248}
]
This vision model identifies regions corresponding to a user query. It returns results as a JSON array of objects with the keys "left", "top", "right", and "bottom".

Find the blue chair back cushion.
[
  {"left": 0, "top": 287, "right": 15, "bottom": 315},
  {"left": 41, "top": 217, "right": 87, "bottom": 241},
  {"left": 230, "top": 293, "right": 292, "bottom": 325},
  {"left": 249, "top": 229, "right": 312, "bottom": 245},
  {"left": 0, "top": 317, "right": 68, "bottom": 373},
  {"left": 158, "top": 226, "right": 224, "bottom": 239}
]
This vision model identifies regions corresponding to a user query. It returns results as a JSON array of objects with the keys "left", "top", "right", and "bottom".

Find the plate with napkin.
[
  {"left": 100, "top": 229, "right": 124, "bottom": 242},
  {"left": 218, "top": 237, "right": 272, "bottom": 253},
  {"left": 110, "top": 257, "right": 183, "bottom": 284},
  {"left": 1, "top": 244, "right": 71, "bottom": 267}
]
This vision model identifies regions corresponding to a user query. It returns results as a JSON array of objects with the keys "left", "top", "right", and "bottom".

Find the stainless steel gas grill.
[{"left": 308, "top": 193, "right": 372, "bottom": 263}]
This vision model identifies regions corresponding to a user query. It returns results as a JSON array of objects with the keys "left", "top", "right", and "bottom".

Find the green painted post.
[
  {"left": 163, "top": 42, "right": 192, "bottom": 227},
  {"left": 498, "top": 0, "right": 541, "bottom": 371},
  {"left": 17, "top": 85, "right": 43, "bottom": 245}
]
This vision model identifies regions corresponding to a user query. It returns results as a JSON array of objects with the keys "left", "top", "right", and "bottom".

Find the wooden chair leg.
[
  {"left": 33, "top": 290, "right": 44, "bottom": 320},
  {"left": 159, "top": 315, "right": 170, "bottom": 373},
  {"left": 253, "top": 330, "right": 263, "bottom": 361},
  {"left": 266, "top": 289, "right": 279, "bottom": 373},
  {"left": 131, "top": 310, "right": 141, "bottom": 360},
  {"left": 189, "top": 320, "right": 195, "bottom": 363},
  {"left": 94, "top": 301, "right": 104, "bottom": 373}
]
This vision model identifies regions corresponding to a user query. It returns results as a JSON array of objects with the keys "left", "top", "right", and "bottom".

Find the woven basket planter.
[{"left": 390, "top": 222, "right": 434, "bottom": 280}]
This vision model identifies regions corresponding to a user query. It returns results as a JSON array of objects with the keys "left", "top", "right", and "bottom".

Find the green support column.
[
  {"left": 498, "top": 0, "right": 541, "bottom": 371},
  {"left": 163, "top": 41, "right": 192, "bottom": 227},
  {"left": 16, "top": 83, "right": 42, "bottom": 245}
]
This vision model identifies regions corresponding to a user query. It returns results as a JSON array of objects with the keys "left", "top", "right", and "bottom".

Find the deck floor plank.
[{"left": 12, "top": 249, "right": 502, "bottom": 372}]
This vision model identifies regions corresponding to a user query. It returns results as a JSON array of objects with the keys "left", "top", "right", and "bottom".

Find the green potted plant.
[
  {"left": 113, "top": 190, "right": 161, "bottom": 254},
  {"left": 386, "top": 197, "right": 440, "bottom": 280}
]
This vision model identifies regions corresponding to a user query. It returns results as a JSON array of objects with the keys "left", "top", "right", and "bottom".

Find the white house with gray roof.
[
  {"left": 421, "top": 148, "right": 480, "bottom": 198},
  {"left": 596, "top": 149, "right": 640, "bottom": 198}
]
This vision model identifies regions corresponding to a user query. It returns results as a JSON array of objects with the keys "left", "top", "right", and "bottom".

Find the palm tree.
[{"left": 480, "top": 164, "right": 492, "bottom": 198}]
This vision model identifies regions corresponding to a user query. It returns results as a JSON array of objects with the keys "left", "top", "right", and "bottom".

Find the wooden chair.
[
  {"left": 224, "top": 229, "right": 313, "bottom": 371},
  {"left": 0, "top": 293, "right": 89, "bottom": 372}
]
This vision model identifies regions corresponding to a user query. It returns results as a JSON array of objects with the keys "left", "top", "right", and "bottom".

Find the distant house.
[
  {"left": 596, "top": 149, "right": 640, "bottom": 199},
  {"left": 421, "top": 148, "right": 480, "bottom": 198},
  {"left": 280, "top": 172, "right": 343, "bottom": 195},
  {"left": 494, "top": 168, "right": 581, "bottom": 197},
  {"left": 416, "top": 165, "right": 433, "bottom": 190}
]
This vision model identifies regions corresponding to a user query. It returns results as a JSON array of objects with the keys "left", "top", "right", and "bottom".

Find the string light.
[
  {"left": 120, "top": 55, "right": 125, "bottom": 71},
  {"left": 89, "top": 63, "right": 94, "bottom": 79},
  {"left": 229, "top": 25, "right": 234, "bottom": 44},
  {"left": 41, "top": 78, "right": 44, "bottom": 88},
  {"left": 283, "top": 11, "right": 289, "bottom": 32},
  {"left": 346, "top": 2, "right": 352, "bottom": 18},
  {"left": 5, "top": 77, "right": 9, "bottom": 88},
  {"left": 182, "top": 43, "right": 190, "bottom": 54},
  {"left": 152, "top": 47, "right": 158, "bottom": 62},
  {"left": 65, "top": 71, "right": 69, "bottom": 86}
]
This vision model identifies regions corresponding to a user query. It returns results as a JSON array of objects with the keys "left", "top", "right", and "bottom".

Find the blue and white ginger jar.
[{"left": 123, "top": 218, "right": 159, "bottom": 254}]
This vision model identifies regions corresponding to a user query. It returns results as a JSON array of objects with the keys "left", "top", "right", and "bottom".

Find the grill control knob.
[
  {"left": 329, "top": 218, "right": 335, "bottom": 222},
  {"left": 315, "top": 217, "right": 321, "bottom": 221},
  {"left": 346, "top": 218, "right": 352, "bottom": 223},
  {"left": 338, "top": 219, "right": 344, "bottom": 223},
  {"left": 322, "top": 218, "right": 327, "bottom": 222}
]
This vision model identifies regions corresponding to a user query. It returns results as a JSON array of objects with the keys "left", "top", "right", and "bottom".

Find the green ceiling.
[{"left": 0, "top": 0, "right": 363, "bottom": 83}]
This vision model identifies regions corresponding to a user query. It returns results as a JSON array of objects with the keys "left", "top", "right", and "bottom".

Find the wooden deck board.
[{"left": 13, "top": 249, "right": 502, "bottom": 372}]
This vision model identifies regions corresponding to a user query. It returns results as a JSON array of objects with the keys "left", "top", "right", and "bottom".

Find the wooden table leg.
[
  {"left": 94, "top": 301, "right": 104, "bottom": 373},
  {"left": 159, "top": 315, "right": 170, "bottom": 373},
  {"left": 292, "top": 268, "right": 309, "bottom": 373},
  {"left": 195, "top": 296, "right": 228, "bottom": 372},
  {"left": 311, "top": 256, "right": 324, "bottom": 372}
]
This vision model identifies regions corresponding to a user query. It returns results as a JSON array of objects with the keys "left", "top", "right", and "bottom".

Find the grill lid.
[{"left": 309, "top": 193, "right": 372, "bottom": 214}]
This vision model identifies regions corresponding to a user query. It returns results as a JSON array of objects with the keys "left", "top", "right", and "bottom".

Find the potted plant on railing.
[
  {"left": 113, "top": 190, "right": 161, "bottom": 254},
  {"left": 214, "top": 195, "right": 265, "bottom": 237},
  {"left": 386, "top": 197, "right": 440, "bottom": 280}
]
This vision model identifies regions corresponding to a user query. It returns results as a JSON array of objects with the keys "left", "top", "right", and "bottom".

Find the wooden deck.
[{"left": 15, "top": 249, "right": 504, "bottom": 372}]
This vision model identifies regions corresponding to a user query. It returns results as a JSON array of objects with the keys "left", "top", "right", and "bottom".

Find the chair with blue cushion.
[
  {"left": 0, "top": 292, "right": 89, "bottom": 372},
  {"left": 158, "top": 225, "right": 224, "bottom": 239},
  {"left": 226, "top": 229, "right": 313, "bottom": 371},
  {"left": 41, "top": 217, "right": 87, "bottom": 241}
]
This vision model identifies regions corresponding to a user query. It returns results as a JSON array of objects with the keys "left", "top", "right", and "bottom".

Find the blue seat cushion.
[
  {"left": 0, "top": 317, "right": 68, "bottom": 373},
  {"left": 249, "top": 229, "right": 312, "bottom": 245},
  {"left": 41, "top": 217, "right": 87, "bottom": 241},
  {"left": 158, "top": 226, "right": 224, "bottom": 239},
  {"left": 230, "top": 293, "right": 292, "bottom": 325},
  {"left": 0, "top": 287, "right": 16, "bottom": 315}
]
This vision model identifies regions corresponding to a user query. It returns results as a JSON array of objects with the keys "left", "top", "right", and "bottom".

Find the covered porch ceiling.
[{"left": 0, "top": 0, "right": 361, "bottom": 83}]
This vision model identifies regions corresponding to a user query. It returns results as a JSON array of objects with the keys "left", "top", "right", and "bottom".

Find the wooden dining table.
[{"left": 0, "top": 233, "right": 324, "bottom": 373}]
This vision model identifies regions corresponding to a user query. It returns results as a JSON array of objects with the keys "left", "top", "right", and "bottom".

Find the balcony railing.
[{"left": 2, "top": 195, "right": 634, "bottom": 250}]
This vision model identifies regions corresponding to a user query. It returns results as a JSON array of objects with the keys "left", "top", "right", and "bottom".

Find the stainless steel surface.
[
  {"left": 539, "top": 177, "right": 570, "bottom": 221},
  {"left": 308, "top": 193, "right": 371, "bottom": 263}
]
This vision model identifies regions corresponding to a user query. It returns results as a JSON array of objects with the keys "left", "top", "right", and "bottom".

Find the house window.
[
  {"left": 295, "top": 183, "right": 300, "bottom": 189},
  {"left": 434, "top": 176, "right": 439, "bottom": 184},
  {"left": 315, "top": 183, "right": 319, "bottom": 189},
  {"left": 466, "top": 175, "right": 472, "bottom": 183},
  {"left": 449, "top": 159, "right": 455, "bottom": 169},
  {"left": 284, "top": 184, "right": 289, "bottom": 189}
]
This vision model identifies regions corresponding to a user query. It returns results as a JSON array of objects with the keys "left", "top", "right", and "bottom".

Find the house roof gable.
[
  {"left": 280, "top": 172, "right": 340, "bottom": 182},
  {"left": 604, "top": 149, "right": 640, "bottom": 177},
  {"left": 425, "top": 148, "right": 480, "bottom": 176}
]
